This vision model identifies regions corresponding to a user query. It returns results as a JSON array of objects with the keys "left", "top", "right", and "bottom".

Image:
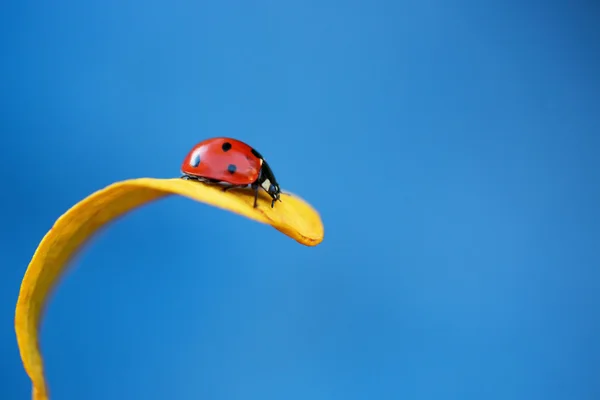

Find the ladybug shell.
[{"left": 181, "top": 137, "right": 263, "bottom": 185}]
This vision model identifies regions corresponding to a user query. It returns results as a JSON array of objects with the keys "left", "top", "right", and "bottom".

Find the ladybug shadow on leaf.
[{"left": 180, "top": 176, "right": 283, "bottom": 209}]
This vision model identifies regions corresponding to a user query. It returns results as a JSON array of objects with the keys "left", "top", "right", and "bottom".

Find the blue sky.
[{"left": 1, "top": 0, "right": 599, "bottom": 399}]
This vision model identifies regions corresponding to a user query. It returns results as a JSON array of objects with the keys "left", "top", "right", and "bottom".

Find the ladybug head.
[
  {"left": 259, "top": 161, "right": 282, "bottom": 208},
  {"left": 267, "top": 182, "right": 281, "bottom": 208},
  {"left": 260, "top": 179, "right": 281, "bottom": 207}
]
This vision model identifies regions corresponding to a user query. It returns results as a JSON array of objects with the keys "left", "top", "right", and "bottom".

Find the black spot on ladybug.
[
  {"left": 227, "top": 164, "right": 237, "bottom": 174},
  {"left": 251, "top": 148, "right": 262, "bottom": 159},
  {"left": 222, "top": 142, "right": 232, "bottom": 152}
]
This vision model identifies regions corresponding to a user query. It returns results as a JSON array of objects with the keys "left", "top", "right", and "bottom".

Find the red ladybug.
[{"left": 180, "top": 137, "right": 282, "bottom": 208}]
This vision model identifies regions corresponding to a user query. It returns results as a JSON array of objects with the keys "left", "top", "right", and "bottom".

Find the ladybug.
[{"left": 180, "top": 137, "right": 282, "bottom": 208}]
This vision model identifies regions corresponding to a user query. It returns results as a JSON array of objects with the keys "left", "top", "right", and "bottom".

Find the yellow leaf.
[{"left": 14, "top": 177, "right": 324, "bottom": 400}]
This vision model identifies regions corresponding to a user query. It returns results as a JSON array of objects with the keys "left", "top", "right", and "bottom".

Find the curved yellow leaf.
[{"left": 15, "top": 177, "right": 324, "bottom": 400}]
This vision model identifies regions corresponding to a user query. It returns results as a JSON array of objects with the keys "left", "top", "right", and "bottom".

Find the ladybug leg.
[{"left": 251, "top": 182, "right": 259, "bottom": 208}]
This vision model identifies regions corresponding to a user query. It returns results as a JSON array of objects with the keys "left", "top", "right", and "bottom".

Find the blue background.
[{"left": 1, "top": 1, "right": 599, "bottom": 399}]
